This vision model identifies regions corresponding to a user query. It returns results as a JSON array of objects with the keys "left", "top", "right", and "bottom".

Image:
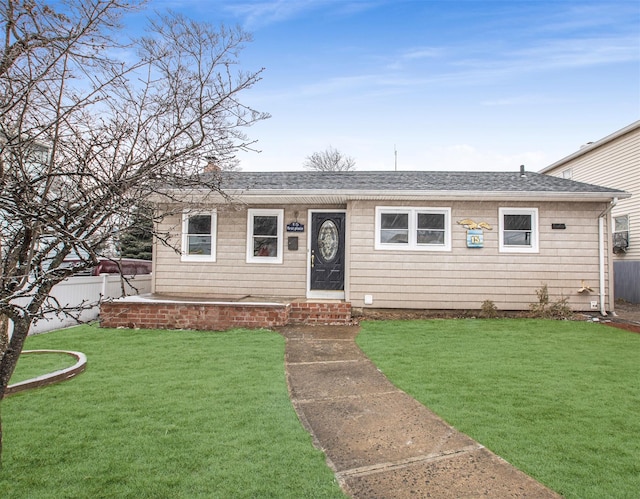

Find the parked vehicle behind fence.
[{"left": 62, "top": 258, "right": 152, "bottom": 276}]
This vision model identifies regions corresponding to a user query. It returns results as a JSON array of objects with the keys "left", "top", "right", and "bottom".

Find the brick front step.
[
  {"left": 100, "top": 298, "right": 351, "bottom": 331},
  {"left": 288, "top": 302, "right": 352, "bottom": 325}
]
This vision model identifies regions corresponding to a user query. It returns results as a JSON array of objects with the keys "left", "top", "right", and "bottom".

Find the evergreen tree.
[{"left": 119, "top": 207, "right": 153, "bottom": 260}]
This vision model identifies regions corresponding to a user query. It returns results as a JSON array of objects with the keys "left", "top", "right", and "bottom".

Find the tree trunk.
[{"left": 0, "top": 317, "right": 31, "bottom": 462}]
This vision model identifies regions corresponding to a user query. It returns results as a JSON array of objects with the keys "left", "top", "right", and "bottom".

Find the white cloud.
[{"left": 221, "top": 0, "right": 383, "bottom": 29}]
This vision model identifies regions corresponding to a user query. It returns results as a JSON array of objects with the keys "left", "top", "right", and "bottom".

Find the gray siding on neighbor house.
[{"left": 614, "top": 261, "right": 640, "bottom": 304}]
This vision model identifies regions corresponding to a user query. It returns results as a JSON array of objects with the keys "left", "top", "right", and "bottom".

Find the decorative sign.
[
  {"left": 467, "top": 229, "right": 484, "bottom": 248},
  {"left": 457, "top": 219, "right": 492, "bottom": 249},
  {"left": 286, "top": 221, "right": 305, "bottom": 232},
  {"left": 456, "top": 219, "right": 493, "bottom": 231}
]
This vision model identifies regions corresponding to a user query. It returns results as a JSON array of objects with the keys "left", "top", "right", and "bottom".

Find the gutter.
[
  {"left": 155, "top": 188, "right": 630, "bottom": 205},
  {"left": 598, "top": 198, "right": 618, "bottom": 316}
]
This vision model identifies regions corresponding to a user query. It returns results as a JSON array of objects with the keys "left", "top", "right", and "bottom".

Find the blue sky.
[{"left": 145, "top": 0, "right": 639, "bottom": 172}]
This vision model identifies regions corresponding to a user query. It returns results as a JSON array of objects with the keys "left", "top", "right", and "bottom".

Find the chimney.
[
  {"left": 204, "top": 156, "right": 220, "bottom": 173},
  {"left": 520, "top": 165, "right": 526, "bottom": 178}
]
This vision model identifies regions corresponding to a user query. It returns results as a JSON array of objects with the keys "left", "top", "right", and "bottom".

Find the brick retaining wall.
[{"left": 100, "top": 299, "right": 351, "bottom": 330}]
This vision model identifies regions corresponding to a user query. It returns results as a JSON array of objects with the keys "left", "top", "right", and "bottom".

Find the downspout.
[{"left": 598, "top": 198, "right": 618, "bottom": 316}]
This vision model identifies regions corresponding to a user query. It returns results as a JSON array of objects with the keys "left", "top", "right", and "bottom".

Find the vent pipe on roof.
[{"left": 519, "top": 165, "right": 526, "bottom": 178}]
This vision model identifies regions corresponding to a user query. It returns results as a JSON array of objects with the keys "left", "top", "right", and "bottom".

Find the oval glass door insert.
[{"left": 318, "top": 220, "right": 339, "bottom": 261}]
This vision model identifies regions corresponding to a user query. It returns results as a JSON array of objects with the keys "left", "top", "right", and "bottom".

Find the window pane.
[
  {"left": 381, "top": 213, "right": 408, "bottom": 230},
  {"left": 504, "top": 230, "right": 531, "bottom": 246},
  {"left": 253, "top": 237, "right": 278, "bottom": 257},
  {"left": 380, "top": 229, "right": 408, "bottom": 244},
  {"left": 253, "top": 216, "right": 278, "bottom": 236},
  {"left": 380, "top": 213, "right": 408, "bottom": 244},
  {"left": 417, "top": 230, "right": 445, "bottom": 245},
  {"left": 188, "top": 215, "right": 211, "bottom": 234},
  {"left": 188, "top": 235, "right": 211, "bottom": 255},
  {"left": 418, "top": 213, "right": 444, "bottom": 230},
  {"left": 504, "top": 214, "right": 531, "bottom": 231},
  {"left": 615, "top": 216, "right": 629, "bottom": 232}
]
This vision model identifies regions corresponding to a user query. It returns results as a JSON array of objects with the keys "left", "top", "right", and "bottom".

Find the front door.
[{"left": 310, "top": 212, "right": 345, "bottom": 293}]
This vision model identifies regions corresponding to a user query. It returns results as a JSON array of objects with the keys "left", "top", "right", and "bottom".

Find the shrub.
[
  {"left": 480, "top": 299, "right": 498, "bottom": 318},
  {"left": 530, "top": 284, "right": 573, "bottom": 319}
]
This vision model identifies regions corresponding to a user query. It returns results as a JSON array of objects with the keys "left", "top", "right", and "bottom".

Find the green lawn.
[
  {"left": 9, "top": 351, "right": 78, "bottom": 384},
  {"left": 1, "top": 325, "right": 345, "bottom": 499},
  {"left": 357, "top": 319, "right": 640, "bottom": 499}
]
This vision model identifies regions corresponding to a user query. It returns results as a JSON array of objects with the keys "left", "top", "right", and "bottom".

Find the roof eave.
[
  {"left": 223, "top": 189, "right": 629, "bottom": 204},
  {"left": 539, "top": 120, "right": 640, "bottom": 173},
  {"left": 152, "top": 188, "right": 628, "bottom": 205}
]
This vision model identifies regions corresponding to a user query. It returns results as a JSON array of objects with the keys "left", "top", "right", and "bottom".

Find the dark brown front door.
[{"left": 310, "top": 212, "right": 345, "bottom": 291}]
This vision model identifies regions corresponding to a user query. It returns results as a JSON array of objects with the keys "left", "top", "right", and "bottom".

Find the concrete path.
[{"left": 281, "top": 325, "right": 561, "bottom": 498}]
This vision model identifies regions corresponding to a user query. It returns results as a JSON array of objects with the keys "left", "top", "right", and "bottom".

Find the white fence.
[{"left": 10, "top": 274, "right": 152, "bottom": 335}]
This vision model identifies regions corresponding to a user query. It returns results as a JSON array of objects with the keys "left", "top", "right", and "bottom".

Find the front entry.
[{"left": 309, "top": 212, "right": 346, "bottom": 296}]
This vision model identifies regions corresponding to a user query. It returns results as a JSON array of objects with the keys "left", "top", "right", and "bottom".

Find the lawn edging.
[{"left": 5, "top": 350, "right": 87, "bottom": 396}]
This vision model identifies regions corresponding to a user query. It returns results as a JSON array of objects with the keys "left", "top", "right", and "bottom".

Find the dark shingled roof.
[{"left": 217, "top": 170, "right": 625, "bottom": 195}]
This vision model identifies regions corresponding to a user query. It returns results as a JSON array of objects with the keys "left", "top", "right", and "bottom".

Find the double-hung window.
[
  {"left": 499, "top": 208, "right": 538, "bottom": 253},
  {"left": 375, "top": 207, "right": 451, "bottom": 251},
  {"left": 246, "top": 209, "right": 284, "bottom": 263},
  {"left": 182, "top": 211, "right": 217, "bottom": 261}
]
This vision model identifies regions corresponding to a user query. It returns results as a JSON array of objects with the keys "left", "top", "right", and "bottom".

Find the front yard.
[
  {"left": 0, "top": 326, "right": 345, "bottom": 498},
  {"left": 357, "top": 319, "right": 640, "bottom": 499},
  {"left": 3, "top": 319, "right": 638, "bottom": 498}
]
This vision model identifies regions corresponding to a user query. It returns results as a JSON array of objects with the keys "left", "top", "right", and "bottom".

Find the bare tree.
[
  {"left": 0, "top": 0, "right": 269, "bottom": 457},
  {"left": 303, "top": 146, "right": 356, "bottom": 172}
]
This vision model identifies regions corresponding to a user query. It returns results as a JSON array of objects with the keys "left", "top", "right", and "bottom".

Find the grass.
[
  {"left": 0, "top": 325, "right": 345, "bottom": 498},
  {"left": 356, "top": 319, "right": 640, "bottom": 499},
  {"left": 9, "top": 350, "right": 78, "bottom": 384}
]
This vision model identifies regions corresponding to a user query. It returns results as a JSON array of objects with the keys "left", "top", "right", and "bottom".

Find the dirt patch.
[
  {"left": 353, "top": 307, "right": 580, "bottom": 322},
  {"left": 604, "top": 321, "right": 640, "bottom": 334},
  {"left": 356, "top": 307, "right": 640, "bottom": 335}
]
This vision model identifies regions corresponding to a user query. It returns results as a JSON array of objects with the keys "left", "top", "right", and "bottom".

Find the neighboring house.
[
  {"left": 540, "top": 120, "right": 640, "bottom": 303},
  {"left": 101, "top": 168, "right": 627, "bottom": 330}
]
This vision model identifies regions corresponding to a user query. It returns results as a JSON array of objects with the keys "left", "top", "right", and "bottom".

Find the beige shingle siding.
[
  {"left": 153, "top": 169, "right": 621, "bottom": 310},
  {"left": 348, "top": 200, "right": 609, "bottom": 311},
  {"left": 153, "top": 199, "right": 610, "bottom": 312},
  {"left": 543, "top": 123, "right": 639, "bottom": 260},
  {"left": 154, "top": 205, "right": 312, "bottom": 299}
]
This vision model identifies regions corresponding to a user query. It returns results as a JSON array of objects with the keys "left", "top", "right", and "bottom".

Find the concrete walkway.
[{"left": 281, "top": 325, "right": 560, "bottom": 498}]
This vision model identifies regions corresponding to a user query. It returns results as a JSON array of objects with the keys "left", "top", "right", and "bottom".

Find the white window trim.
[
  {"left": 499, "top": 207, "right": 539, "bottom": 253},
  {"left": 246, "top": 208, "right": 284, "bottom": 264},
  {"left": 375, "top": 206, "right": 452, "bottom": 251},
  {"left": 181, "top": 210, "right": 217, "bottom": 262}
]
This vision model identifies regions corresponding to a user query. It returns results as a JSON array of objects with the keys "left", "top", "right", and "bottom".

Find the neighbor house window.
[
  {"left": 182, "top": 211, "right": 217, "bottom": 261},
  {"left": 246, "top": 209, "right": 284, "bottom": 263},
  {"left": 499, "top": 208, "right": 538, "bottom": 253},
  {"left": 375, "top": 207, "right": 451, "bottom": 251},
  {"left": 613, "top": 215, "right": 629, "bottom": 252}
]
